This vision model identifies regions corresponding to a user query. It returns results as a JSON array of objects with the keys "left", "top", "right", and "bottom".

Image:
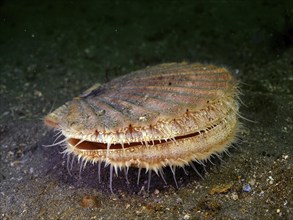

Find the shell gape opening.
[
  {"left": 67, "top": 125, "right": 219, "bottom": 151},
  {"left": 68, "top": 138, "right": 151, "bottom": 150}
]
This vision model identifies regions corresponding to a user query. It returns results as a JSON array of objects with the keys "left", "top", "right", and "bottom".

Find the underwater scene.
[{"left": 0, "top": 1, "right": 292, "bottom": 219}]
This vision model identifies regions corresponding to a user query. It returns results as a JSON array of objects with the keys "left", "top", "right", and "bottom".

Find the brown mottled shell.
[{"left": 45, "top": 63, "right": 239, "bottom": 171}]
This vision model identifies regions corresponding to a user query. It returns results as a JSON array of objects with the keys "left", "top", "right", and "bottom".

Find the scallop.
[{"left": 44, "top": 62, "right": 239, "bottom": 192}]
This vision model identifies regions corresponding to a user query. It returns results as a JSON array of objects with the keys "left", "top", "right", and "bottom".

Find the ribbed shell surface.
[{"left": 46, "top": 63, "right": 236, "bottom": 135}]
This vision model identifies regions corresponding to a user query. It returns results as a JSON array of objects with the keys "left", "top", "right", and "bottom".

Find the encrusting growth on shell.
[{"left": 44, "top": 62, "right": 240, "bottom": 192}]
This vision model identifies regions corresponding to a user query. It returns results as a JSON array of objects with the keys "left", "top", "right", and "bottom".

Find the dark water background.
[{"left": 0, "top": 1, "right": 292, "bottom": 219}]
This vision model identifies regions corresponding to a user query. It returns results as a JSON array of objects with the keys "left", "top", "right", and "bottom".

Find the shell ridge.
[{"left": 129, "top": 68, "right": 228, "bottom": 81}]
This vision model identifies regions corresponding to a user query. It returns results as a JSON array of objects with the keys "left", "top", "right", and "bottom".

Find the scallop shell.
[{"left": 45, "top": 62, "right": 239, "bottom": 190}]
